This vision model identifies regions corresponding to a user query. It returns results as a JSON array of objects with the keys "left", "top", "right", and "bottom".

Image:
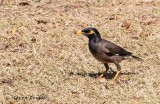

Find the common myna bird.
[{"left": 75, "top": 27, "right": 142, "bottom": 81}]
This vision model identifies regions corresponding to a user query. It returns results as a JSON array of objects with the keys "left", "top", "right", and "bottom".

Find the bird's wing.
[{"left": 102, "top": 39, "right": 132, "bottom": 56}]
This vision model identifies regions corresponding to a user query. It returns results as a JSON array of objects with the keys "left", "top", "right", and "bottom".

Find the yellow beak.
[{"left": 75, "top": 30, "right": 83, "bottom": 35}]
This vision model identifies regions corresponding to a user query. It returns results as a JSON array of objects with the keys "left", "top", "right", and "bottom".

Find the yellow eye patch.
[{"left": 88, "top": 30, "right": 94, "bottom": 34}]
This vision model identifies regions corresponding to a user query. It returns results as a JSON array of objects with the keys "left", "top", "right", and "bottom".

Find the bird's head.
[{"left": 75, "top": 27, "right": 102, "bottom": 40}]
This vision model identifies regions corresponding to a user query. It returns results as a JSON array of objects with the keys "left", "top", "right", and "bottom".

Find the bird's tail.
[{"left": 131, "top": 55, "right": 143, "bottom": 61}]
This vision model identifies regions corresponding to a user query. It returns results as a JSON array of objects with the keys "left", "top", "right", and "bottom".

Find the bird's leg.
[
  {"left": 98, "top": 63, "right": 109, "bottom": 78},
  {"left": 113, "top": 63, "right": 121, "bottom": 81}
]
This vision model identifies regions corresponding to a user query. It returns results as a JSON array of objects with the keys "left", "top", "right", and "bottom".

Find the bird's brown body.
[
  {"left": 89, "top": 39, "right": 126, "bottom": 63},
  {"left": 76, "top": 27, "right": 142, "bottom": 80}
]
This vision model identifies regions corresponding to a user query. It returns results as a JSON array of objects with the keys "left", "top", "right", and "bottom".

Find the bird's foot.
[
  {"left": 113, "top": 71, "right": 120, "bottom": 80},
  {"left": 97, "top": 71, "right": 108, "bottom": 79},
  {"left": 96, "top": 73, "right": 104, "bottom": 80},
  {"left": 98, "top": 73, "right": 104, "bottom": 78}
]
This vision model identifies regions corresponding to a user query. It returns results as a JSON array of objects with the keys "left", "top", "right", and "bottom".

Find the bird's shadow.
[{"left": 69, "top": 70, "right": 138, "bottom": 79}]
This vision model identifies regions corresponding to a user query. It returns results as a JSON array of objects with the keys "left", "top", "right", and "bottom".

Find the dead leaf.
[{"left": 122, "top": 20, "right": 132, "bottom": 29}]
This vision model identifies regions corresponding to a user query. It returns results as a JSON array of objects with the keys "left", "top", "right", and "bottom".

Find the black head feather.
[{"left": 82, "top": 27, "right": 102, "bottom": 41}]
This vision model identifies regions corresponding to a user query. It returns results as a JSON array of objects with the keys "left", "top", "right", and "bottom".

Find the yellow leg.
[
  {"left": 97, "top": 63, "right": 109, "bottom": 79},
  {"left": 113, "top": 71, "right": 120, "bottom": 80},
  {"left": 98, "top": 73, "right": 104, "bottom": 78}
]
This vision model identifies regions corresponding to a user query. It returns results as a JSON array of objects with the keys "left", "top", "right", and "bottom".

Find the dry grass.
[{"left": 0, "top": 0, "right": 160, "bottom": 104}]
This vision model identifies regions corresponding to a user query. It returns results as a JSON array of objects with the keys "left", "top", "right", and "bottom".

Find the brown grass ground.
[{"left": 0, "top": 0, "right": 160, "bottom": 104}]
